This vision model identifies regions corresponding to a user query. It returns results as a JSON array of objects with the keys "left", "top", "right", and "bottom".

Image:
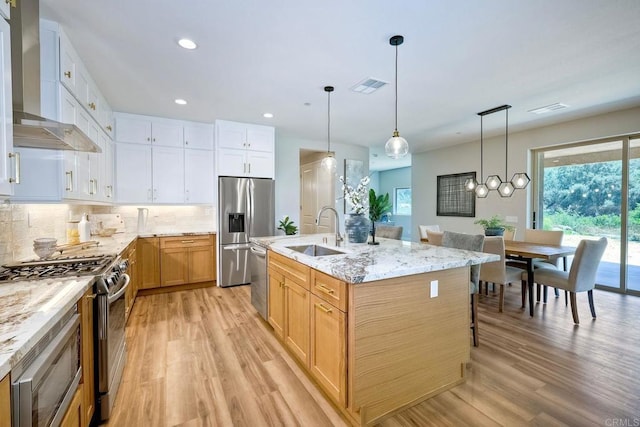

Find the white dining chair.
[
  {"left": 441, "top": 231, "right": 485, "bottom": 347},
  {"left": 426, "top": 230, "right": 444, "bottom": 246},
  {"left": 533, "top": 237, "right": 607, "bottom": 324},
  {"left": 480, "top": 237, "right": 526, "bottom": 312},
  {"left": 418, "top": 225, "right": 440, "bottom": 241},
  {"left": 502, "top": 228, "right": 517, "bottom": 241},
  {"left": 515, "top": 229, "right": 564, "bottom": 302}
]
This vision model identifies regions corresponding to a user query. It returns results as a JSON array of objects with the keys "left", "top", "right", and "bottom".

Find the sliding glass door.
[{"left": 534, "top": 134, "right": 639, "bottom": 295}]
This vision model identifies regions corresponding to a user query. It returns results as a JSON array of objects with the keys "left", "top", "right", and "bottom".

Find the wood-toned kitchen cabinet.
[
  {"left": 309, "top": 293, "right": 346, "bottom": 406},
  {"left": 160, "top": 235, "right": 215, "bottom": 287},
  {"left": 122, "top": 241, "right": 138, "bottom": 321},
  {"left": 268, "top": 251, "right": 311, "bottom": 367},
  {"left": 138, "top": 237, "right": 160, "bottom": 289},
  {"left": 284, "top": 278, "right": 310, "bottom": 366},
  {"left": 79, "top": 288, "right": 95, "bottom": 426},
  {"left": 0, "top": 373, "right": 10, "bottom": 427},
  {"left": 268, "top": 269, "right": 285, "bottom": 339},
  {"left": 60, "top": 388, "right": 83, "bottom": 427}
]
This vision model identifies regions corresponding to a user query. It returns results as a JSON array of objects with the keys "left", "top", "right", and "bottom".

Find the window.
[{"left": 395, "top": 187, "right": 412, "bottom": 215}]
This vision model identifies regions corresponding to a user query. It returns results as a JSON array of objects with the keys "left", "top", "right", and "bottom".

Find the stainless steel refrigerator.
[{"left": 218, "top": 176, "right": 275, "bottom": 288}]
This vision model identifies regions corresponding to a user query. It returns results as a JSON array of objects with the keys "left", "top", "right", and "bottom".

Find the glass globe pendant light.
[
  {"left": 321, "top": 86, "right": 337, "bottom": 172},
  {"left": 384, "top": 35, "right": 409, "bottom": 159}
]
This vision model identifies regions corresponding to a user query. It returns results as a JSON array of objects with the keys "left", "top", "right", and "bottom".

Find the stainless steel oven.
[
  {"left": 95, "top": 257, "right": 129, "bottom": 421},
  {"left": 11, "top": 305, "right": 82, "bottom": 427}
]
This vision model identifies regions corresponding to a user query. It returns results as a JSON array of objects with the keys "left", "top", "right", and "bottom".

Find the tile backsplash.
[{"left": 0, "top": 202, "right": 215, "bottom": 264}]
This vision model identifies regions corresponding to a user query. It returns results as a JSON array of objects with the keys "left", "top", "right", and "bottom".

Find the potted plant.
[
  {"left": 474, "top": 215, "right": 515, "bottom": 236},
  {"left": 368, "top": 189, "right": 393, "bottom": 245},
  {"left": 277, "top": 215, "right": 298, "bottom": 235}
]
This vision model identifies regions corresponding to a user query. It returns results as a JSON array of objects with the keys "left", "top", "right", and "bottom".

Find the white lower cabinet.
[{"left": 184, "top": 149, "right": 214, "bottom": 204}]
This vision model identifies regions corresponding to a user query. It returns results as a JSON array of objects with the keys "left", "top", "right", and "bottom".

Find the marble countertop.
[
  {"left": 0, "top": 228, "right": 216, "bottom": 380},
  {"left": 0, "top": 276, "right": 94, "bottom": 379},
  {"left": 251, "top": 233, "right": 499, "bottom": 284}
]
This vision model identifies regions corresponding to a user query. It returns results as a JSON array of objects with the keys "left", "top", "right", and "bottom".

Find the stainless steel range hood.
[{"left": 10, "top": 0, "right": 101, "bottom": 153}]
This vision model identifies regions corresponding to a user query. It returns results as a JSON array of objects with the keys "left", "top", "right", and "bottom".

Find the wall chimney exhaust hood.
[{"left": 10, "top": 0, "right": 101, "bottom": 153}]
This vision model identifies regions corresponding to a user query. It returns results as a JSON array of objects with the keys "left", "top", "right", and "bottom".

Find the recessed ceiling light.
[
  {"left": 263, "top": 113, "right": 274, "bottom": 118},
  {"left": 175, "top": 99, "right": 187, "bottom": 105},
  {"left": 178, "top": 38, "right": 197, "bottom": 50}
]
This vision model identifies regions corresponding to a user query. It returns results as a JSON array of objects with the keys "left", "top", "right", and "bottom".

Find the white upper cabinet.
[
  {"left": 114, "top": 113, "right": 183, "bottom": 147},
  {"left": 184, "top": 149, "right": 214, "bottom": 204},
  {"left": 215, "top": 120, "right": 275, "bottom": 178},
  {"left": 0, "top": 0, "right": 11, "bottom": 20},
  {"left": 115, "top": 143, "right": 153, "bottom": 204},
  {"left": 184, "top": 123, "right": 214, "bottom": 150},
  {"left": 152, "top": 146, "right": 184, "bottom": 203},
  {"left": 0, "top": 17, "right": 14, "bottom": 196}
]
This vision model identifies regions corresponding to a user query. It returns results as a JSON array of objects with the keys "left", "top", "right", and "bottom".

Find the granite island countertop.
[{"left": 251, "top": 233, "right": 499, "bottom": 284}]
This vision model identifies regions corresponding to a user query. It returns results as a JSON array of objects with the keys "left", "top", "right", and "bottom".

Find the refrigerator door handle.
[
  {"left": 250, "top": 246, "right": 266, "bottom": 257},
  {"left": 247, "top": 179, "right": 253, "bottom": 238},
  {"left": 222, "top": 244, "right": 252, "bottom": 251}
]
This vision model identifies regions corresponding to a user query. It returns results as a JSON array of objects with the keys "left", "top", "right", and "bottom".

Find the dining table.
[{"left": 503, "top": 240, "right": 577, "bottom": 316}]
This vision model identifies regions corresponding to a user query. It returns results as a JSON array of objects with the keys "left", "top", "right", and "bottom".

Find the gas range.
[{"left": 0, "top": 254, "right": 117, "bottom": 282}]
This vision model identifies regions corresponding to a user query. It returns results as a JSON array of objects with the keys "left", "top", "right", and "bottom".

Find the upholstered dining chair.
[
  {"left": 441, "top": 231, "right": 485, "bottom": 347},
  {"left": 502, "top": 228, "right": 517, "bottom": 241},
  {"left": 425, "top": 230, "right": 444, "bottom": 246},
  {"left": 480, "top": 237, "right": 526, "bottom": 312},
  {"left": 513, "top": 229, "right": 564, "bottom": 301},
  {"left": 418, "top": 225, "right": 440, "bottom": 241},
  {"left": 533, "top": 237, "right": 607, "bottom": 324},
  {"left": 376, "top": 225, "right": 403, "bottom": 240}
]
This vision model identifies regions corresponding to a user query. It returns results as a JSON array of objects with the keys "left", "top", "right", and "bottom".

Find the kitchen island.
[{"left": 251, "top": 234, "right": 498, "bottom": 426}]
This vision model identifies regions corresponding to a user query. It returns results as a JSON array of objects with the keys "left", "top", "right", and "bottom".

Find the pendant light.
[
  {"left": 470, "top": 104, "right": 530, "bottom": 198},
  {"left": 384, "top": 35, "right": 409, "bottom": 159},
  {"left": 321, "top": 86, "right": 337, "bottom": 172}
]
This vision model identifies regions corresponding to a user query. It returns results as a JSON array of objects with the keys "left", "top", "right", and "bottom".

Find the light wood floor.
[{"left": 106, "top": 284, "right": 640, "bottom": 426}]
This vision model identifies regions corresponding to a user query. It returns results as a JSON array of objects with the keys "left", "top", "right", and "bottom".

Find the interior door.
[{"left": 300, "top": 159, "right": 335, "bottom": 234}]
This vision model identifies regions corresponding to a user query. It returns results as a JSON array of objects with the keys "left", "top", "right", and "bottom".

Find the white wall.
[
  {"left": 412, "top": 106, "right": 640, "bottom": 241},
  {"left": 275, "top": 135, "right": 369, "bottom": 232}
]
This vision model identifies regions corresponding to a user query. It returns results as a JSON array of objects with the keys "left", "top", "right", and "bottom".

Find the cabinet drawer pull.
[
  {"left": 8, "top": 152, "right": 20, "bottom": 184},
  {"left": 316, "top": 303, "right": 333, "bottom": 314},
  {"left": 317, "top": 284, "right": 335, "bottom": 295},
  {"left": 181, "top": 240, "right": 195, "bottom": 244},
  {"left": 64, "top": 70, "right": 71, "bottom": 79}
]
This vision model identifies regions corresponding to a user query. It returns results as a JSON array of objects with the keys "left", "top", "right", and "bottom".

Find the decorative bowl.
[
  {"left": 98, "top": 228, "right": 117, "bottom": 237},
  {"left": 33, "top": 246, "right": 56, "bottom": 259}
]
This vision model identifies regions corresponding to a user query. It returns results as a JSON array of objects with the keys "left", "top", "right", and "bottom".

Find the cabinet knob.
[
  {"left": 64, "top": 70, "right": 72, "bottom": 79},
  {"left": 6, "top": 0, "right": 16, "bottom": 6},
  {"left": 89, "top": 102, "right": 96, "bottom": 110},
  {"left": 106, "top": 125, "right": 112, "bottom": 132}
]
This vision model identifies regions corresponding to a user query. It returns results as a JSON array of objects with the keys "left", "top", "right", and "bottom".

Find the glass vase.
[{"left": 345, "top": 213, "right": 370, "bottom": 244}]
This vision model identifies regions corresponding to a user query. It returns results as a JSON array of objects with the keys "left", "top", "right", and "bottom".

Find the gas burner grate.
[{"left": 0, "top": 254, "right": 116, "bottom": 282}]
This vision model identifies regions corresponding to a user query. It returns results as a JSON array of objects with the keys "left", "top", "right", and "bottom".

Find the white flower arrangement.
[{"left": 340, "top": 175, "right": 370, "bottom": 214}]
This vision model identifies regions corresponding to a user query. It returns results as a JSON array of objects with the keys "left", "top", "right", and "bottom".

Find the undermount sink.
[{"left": 285, "top": 244, "right": 345, "bottom": 257}]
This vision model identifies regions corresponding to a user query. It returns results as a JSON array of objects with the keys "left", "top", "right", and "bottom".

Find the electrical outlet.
[
  {"left": 430, "top": 280, "right": 438, "bottom": 298},
  {"left": 506, "top": 216, "right": 518, "bottom": 223}
]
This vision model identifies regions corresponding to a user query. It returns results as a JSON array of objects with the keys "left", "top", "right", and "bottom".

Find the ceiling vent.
[
  {"left": 528, "top": 103, "right": 569, "bottom": 114},
  {"left": 351, "top": 77, "right": 388, "bottom": 94}
]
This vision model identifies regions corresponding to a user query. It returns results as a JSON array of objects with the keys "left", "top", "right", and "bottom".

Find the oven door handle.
[{"left": 108, "top": 273, "right": 130, "bottom": 305}]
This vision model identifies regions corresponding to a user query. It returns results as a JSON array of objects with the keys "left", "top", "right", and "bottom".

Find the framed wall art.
[{"left": 436, "top": 172, "right": 476, "bottom": 217}]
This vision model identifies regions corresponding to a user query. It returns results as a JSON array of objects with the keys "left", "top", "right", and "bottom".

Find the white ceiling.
[{"left": 40, "top": 0, "right": 640, "bottom": 171}]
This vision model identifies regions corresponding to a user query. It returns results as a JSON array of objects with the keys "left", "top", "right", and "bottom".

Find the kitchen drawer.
[
  {"left": 160, "top": 234, "right": 213, "bottom": 249},
  {"left": 269, "top": 251, "right": 310, "bottom": 290},
  {"left": 311, "top": 269, "right": 348, "bottom": 312}
]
